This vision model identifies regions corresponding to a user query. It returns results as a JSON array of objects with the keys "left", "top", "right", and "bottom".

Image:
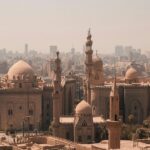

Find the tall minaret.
[
  {"left": 85, "top": 29, "right": 93, "bottom": 104},
  {"left": 52, "top": 51, "right": 62, "bottom": 137},
  {"left": 110, "top": 77, "right": 119, "bottom": 121},
  {"left": 107, "top": 77, "right": 121, "bottom": 149}
]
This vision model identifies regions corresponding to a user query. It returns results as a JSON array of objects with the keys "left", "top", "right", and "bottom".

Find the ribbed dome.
[
  {"left": 75, "top": 100, "right": 92, "bottom": 114},
  {"left": 8, "top": 60, "right": 34, "bottom": 80},
  {"left": 125, "top": 67, "right": 138, "bottom": 80}
]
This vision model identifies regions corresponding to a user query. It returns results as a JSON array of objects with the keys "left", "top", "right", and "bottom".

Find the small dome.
[
  {"left": 75, "top": 100, "right": 92, "bottom": 114},
  {"left": 8, "top": 60, "right": 34, "bottom": 80},
  {"left": 125, "top": 67, "right": 138, "bottom": 80},
  {"left": 93, "top": 56, "right": 103, "bottom": 69}
]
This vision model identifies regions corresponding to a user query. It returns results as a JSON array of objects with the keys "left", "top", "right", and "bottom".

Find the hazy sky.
[{"left": 0, "top": 0, "right": 150, "bottom": 53}]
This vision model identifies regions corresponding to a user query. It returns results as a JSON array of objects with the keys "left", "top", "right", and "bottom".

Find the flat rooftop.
[{"left": 81, "top": 140, "right": 150, "bottom": 150}]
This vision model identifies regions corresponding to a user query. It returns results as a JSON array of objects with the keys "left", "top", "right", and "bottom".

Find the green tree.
[
  {"left": 128, "top": 114, "right": 135, "bottom": 125},
  {"left": 143, "top": 117, "right": 150, "bottom": 128}
]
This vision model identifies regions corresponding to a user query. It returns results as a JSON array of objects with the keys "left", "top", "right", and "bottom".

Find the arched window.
[
  {"left": 115, "top": 114, "right": 118, "bottom": 121},
  {"left": 55, "top": 90, "right": 59, "bottom": 94},
  {"left": 82, "top": 120, "right": 87, "bottom": 126},
  {"left": 32, "top": 83, "right": 35, "bottom": 88},
  {"left": 47, "top": 104, "right": 50, "bottom": 109},
  {"left": 29, "top": 103, "right": 34, "bottom": 116},
  {"left": 9, "top": 124, "right": 13, "bottom": 128},
  {"left": 29, "top": 109, "right": 33, "bottom": 115},
  {"left": 19, "top": 83, "right": 22, "bottom": 88},
  {"left": 78, "top": 136, "right": 82, "bottom": 142},
  {"left": 87, "top": 135, "right": 91, "bottom": 140},
  {"left": 8, "top": 109, "right": 13, "bottom": 116},
  {"left": 95, "top": 72, "right": 99, "bottom": 80},
  {"left": 13, "top": 76, "right": 15, "bottom": 80},
  {"left": 66, "top": 132, "right": 70, "bottom": 139},
  {"left": 129, "top": 99, "right": 143, "bottom": 124},
  {"left": 92, "top": 106, "right": 96, "bottom": 115}
]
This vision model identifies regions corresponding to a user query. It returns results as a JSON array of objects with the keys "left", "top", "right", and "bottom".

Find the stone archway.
[{"left": 129, "top": 99, "right": 143, "bottom": 124}]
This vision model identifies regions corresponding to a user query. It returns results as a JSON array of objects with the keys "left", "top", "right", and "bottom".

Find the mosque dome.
[
  {"left": 75, "top": 100, "right": 92, "bottom": 114},
  {"left": 93, "top": 55, "right": 103, "bottom": 70},
  {"left": 93, "top": 54, "right": 103, "bottom": 70},
  {"left": 8, "top": 60, "right": 34, "bottom": 80},
  {"left": 125, "top": 67, "right": 138, "bottom": 80}
]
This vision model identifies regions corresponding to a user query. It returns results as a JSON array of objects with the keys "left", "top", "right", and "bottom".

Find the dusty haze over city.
[{"left": 0, "top": 0, "right": 150, "bottom": 53}]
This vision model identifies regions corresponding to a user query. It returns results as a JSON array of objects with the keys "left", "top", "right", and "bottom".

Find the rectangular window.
[
  {"left": 78, "top": 136, "right": 82, "bottom": 142},
  {"left": 47, "top": 104, "right": 50, "bottom": 109},
  {"left": 29, "top": 109, "right": 33, "bottom": 115},
  {"left": 66, "top": 132, "right": 70, "bottom": 139},
  {"left": 87, "top": 135, "right": 91, "bottom": 140},
  {"left": 19, "top": 83, "right": 22, "bottom": 88},
  {"left": 8, "top": 109, "right": 13, "bottom": 116}
]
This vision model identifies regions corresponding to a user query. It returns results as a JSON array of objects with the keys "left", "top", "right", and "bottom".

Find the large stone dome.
[
  {"left": 125, "top": 67, "right": 138, "bottom": 80},
  {"left": 8, "top": 60, "right": 34, "bottom": 80},
  {"left": 75, "top": 100, "right": 92, "bottom": 114}
]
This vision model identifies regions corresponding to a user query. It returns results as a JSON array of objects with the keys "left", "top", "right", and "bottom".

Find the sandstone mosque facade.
[
  {"left": 0, "top": 30, "right": 149, "bottom": 144},
  {"left": 0, "top": 60, "right": 77, "bottom": 131},
  {"left": 83, "top": 30, "right": 150, "bottom": 125},
  {"left": 51, "top": 30, "right": 150, "bottom": 144}
]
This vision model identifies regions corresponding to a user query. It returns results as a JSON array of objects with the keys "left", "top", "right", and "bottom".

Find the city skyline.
[{"left": 0, "top": 0, "right": 150, "bottom": 53}]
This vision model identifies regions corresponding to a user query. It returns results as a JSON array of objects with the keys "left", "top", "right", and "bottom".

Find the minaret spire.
[
  {"left": 86, "top": 28, "right": 93, "bottom": 48},
  {"left": 88, "top": 28, "right": 91, "bottom": 37},
  {"left": 110, "top": 59, "right": 119, "bottom": 120},
  {"left": 54, "top": 51, "right": 61, "bottom": 82},
  {"left": 107, "top": 63, "right": 121, "bottom": 149},
  {"left": 52, "top": 51, "right": 62, "bottom": 137},
  {"left": 85, "top": 29, "right": 93, "bottom": 104},
  {"left": 111, "top": 63, "right": 117, "bottom": 96},
  {"left": 56, "top": 51, "right": 59, "bottom": 59}
]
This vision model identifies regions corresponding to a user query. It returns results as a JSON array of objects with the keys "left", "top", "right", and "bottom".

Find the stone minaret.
[
  {"left": 107, "top": 77, "right": 121, "bottom": 149},
  {"left": 52, "top": 51, "right": 62, "bottom": 137},
  {"left": 85, "top": 29, "right": 93, "bottom": 104}
]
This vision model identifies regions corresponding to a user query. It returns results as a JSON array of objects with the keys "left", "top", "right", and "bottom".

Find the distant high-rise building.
[
  {"left": 50, "top": 45, "right": 57, "bottom": 58},
  {"left": 71, "top": 47, "right": 75, "bottom": 54},
  {"left": 24, "top": 43, "right": 28, "bottom": 56},
  {"left": 0, "top": 48, "right": 6, "bottom": 60},
  {"left": 115, "top": 45, "right": 124, "bottom": 57}
]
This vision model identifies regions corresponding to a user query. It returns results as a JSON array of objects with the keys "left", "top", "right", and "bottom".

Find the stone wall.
[{"left": 0, "top": 91, "right": 42, "bottom": 130}]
